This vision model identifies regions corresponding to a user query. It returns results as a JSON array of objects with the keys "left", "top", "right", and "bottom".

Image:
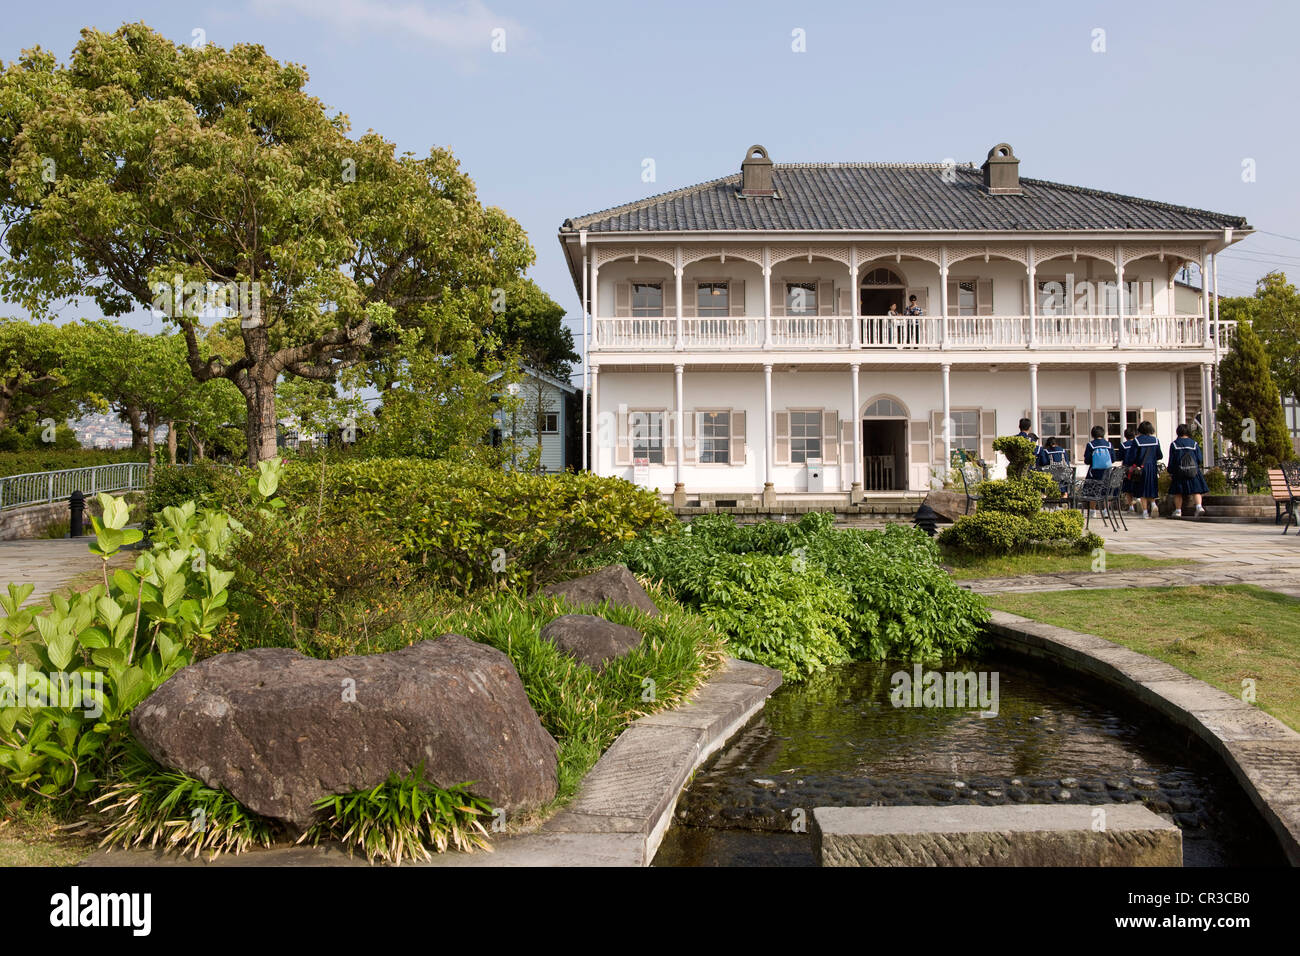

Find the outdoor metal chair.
[
  {"left": 958, "top": 462, "right": 982, "bottom": 515},
  {"left": 1276, "top": 463, "right": 1300, "bottom": 535},
  {"left": 1218, "top": 455, "right": 1247, "bottom": 490},
  {"left": 1041, "top": 462, "right": 1076, "bottom": 510},
  {"left": 1104, "top": 464, "right": 1128, "bottom": 531},
  {"left": 1075, "top": 468, "right": 1119, "bottom": 532}
]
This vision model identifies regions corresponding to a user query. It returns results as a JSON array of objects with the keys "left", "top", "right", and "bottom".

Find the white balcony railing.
[{"left": 593, "top": 314, "right": 1225, "bottom": 352}]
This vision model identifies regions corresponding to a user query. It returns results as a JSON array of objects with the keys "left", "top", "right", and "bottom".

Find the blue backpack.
[{"left": 1090, "top": 442, "right": 1112, "bottom": 470}]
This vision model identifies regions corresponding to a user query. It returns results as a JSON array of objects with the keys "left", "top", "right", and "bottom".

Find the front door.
[{"left": 861, "top": 419, "right": 908, "bottom": 491}]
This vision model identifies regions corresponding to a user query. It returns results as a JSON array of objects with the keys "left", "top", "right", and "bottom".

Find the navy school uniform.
[
  {"left": 1083, "top": 438, "right": 1115, "bottom": 480},
  {"left": 1039, "top": 445, "right": 1070, "bottom": 466},
  {"left": 1124, "top": 434, "right": 1163, "bottom": 499},
  {"left": 1118, "top": 439, "right": 1137, "bottom": 494},
  {"left": 1168, "top": 437, "right": 1208, "bottom": 495}
]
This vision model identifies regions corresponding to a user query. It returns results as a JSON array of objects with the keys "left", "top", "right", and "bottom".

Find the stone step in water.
[{"left": 812, "top": 804, "right": 1182, "bottom": 867}]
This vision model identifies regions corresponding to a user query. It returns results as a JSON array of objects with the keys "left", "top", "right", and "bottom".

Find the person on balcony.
[
  {"left": 1125, "top": 420, "right": 1163, "bottom": 518},
  {"left": 887, "top": 303, "right": 900, "bottom": 317},
  {"left": 1084, "top": 425, "right": 1115, "bottom": 480},
  {"left": 904, "top": 295, "right": 923, "bottom": 346},
  {"left": 1168, "top": 424, "right": 1208, "bottom": 518}
]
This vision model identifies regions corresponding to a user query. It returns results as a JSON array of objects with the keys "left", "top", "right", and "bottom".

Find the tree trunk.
[
  {"left": 145, "top": 411, "right": 157, "bottom": 484},
  {"left": 244, "top": 370, "right": 280, "bottom": 465},
  {"left": 167, "top": 420, "right": 178, "bottom": 465},
  {"left": 126, "top": 404, "right": 145, "bottom": 450}
]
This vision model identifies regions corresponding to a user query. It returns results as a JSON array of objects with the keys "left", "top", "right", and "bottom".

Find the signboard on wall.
[{"left": 633, "top": 457, "right": 650, "bottom": 487}]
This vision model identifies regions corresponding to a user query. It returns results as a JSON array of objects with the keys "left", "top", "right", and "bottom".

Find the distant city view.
[{"left": 68, "top": 412, "right": 166, "bottom": 450}]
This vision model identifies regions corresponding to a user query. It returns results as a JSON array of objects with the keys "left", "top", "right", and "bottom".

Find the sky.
[{"left": 4, "top": 0, "right": 1299, "bottom": 362}]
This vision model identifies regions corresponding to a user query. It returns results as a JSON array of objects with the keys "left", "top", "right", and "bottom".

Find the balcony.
[{"left": 593, "top": 315, "right": 1232, "bottom": 352}]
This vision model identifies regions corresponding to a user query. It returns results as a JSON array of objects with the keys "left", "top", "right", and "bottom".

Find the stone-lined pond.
[{"left": 654, "top": 652, "right": 1285, "bottom": 866}]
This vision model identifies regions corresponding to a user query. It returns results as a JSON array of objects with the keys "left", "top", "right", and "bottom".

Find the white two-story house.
[{"left": 558, "top": 144, "right": 1249, "bottom": 504}]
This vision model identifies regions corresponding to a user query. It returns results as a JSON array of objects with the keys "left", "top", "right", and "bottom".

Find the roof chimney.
[
  {"left": 981, "top": 143, "right": 1021, "bottom": 195},
  {"left": 740, "top": 144, "right": 775, "bottom": 197}
]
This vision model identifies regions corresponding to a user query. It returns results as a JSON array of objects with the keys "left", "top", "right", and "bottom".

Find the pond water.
[{"left": 654, "top": 651, "right": 1286, "bottom": 867}]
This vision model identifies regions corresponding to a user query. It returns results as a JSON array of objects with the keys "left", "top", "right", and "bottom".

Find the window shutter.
[
  {"left": 980, "top": 409, "right": 997, "bottom": 461},
  {"left": 907, "top": 288, "right": 928, "bottom": 314},
  {"left": 729, "top": 279, "right": 745, "bottom": 317},
  {"left": 930, "top": 410, "right": 946, "bottom": 465},
  {"left": 683, "top": 282, "right": 697, "bottom": 318},
  {"left": 730, "top": 410, "right": 746, "bottom": 465},
  {"left": 774, "top": 411, "right": 790, "bottom": 464},
  {"left": 817, "top": 280, "right": 834, "bottom": 316},
  {"left": 662, "top": 280, "right": 675, "bottom": 317},
  {"left": 683, "top": 411, "right": 697, "bottom": 464},
  {"left": 946, "top": 281, "right": 959, "bottom": 316},
  {"left": 977, "top": 279, "right": 994, "bottom": 316},
  {"left": 838, "top": 287, "right": 851, "bottom": 317},
  {"left": 1140, "top": 408, "right": 1156, "bottom": 434},
  {"left": 840, "top": 420, "right": 855, "bottom": 481},
  {"left": 909, "top": 419, "right": 930, "bottom": 478},
  {"left": 1074, "top": 407, "right": 1090, "bottom": 461},
  {"left": 615, "top": 282, "right": 631, "bottom": 318},
  {"left": 665, "top": 410, "right": 677, "bottom": 465},
  {"left": 616, "top": 406, "right": 631, "bottom": 465},
  {"left": 770, "top": 277, "right": 785, "bottom": 317},
  {"left": 821, "top": 410, "right": 839, "bottom": 464}
]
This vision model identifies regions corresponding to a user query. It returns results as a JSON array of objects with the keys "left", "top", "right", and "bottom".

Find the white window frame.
[
  {"left": 697, "top": 409, "right": 731, "bottom": 465},
  {"left": 788, "top": 408, "right": 823, "bottom": 464},
  {"left": 630, "top": 409, "right": 665, "bottom": 464}
]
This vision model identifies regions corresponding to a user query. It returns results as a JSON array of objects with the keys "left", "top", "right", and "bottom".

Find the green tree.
[
  {"left": 489, "top": 279, "right": 577, "bottom": 378},
  {"left": 1217, "top": 319, "right": 1293, "bottom": 483},
  {"left": 0, "top": 23, "right": 531, "bottom": 464},
  {"left": 1220, "top": 272, "right": 1300, "bottom": 404},
  {"left": 0, "top": 319, "right": 91, "bottom": 434}
]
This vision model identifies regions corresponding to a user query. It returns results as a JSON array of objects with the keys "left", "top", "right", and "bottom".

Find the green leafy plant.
[
  {"left": 977, "top": 472, "right": 1059, "bottom": 518},
  {"left": 993, "top": 435, "right": 1038, "bottom": 478},
  {"left": 302, "top": 767, "right": 493, "bottom": 865},
  {"left": 937, "top": 510, "right": 1032, "bottom": 556}
]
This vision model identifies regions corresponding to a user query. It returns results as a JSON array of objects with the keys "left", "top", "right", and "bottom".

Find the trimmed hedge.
[
  {"left": 0, "top": 447, "right": 147, "bottom": 478},
  {"left": 268, "top": 459, "right": 675, "bottom": 592}
]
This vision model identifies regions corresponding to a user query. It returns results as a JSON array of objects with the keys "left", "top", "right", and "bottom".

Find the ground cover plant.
[
  {"left": 620, "top": 512, "right": 988, "bottom": 681},
  {"left": 988, "top": 584, "right": 1300, "bottom": 730}
]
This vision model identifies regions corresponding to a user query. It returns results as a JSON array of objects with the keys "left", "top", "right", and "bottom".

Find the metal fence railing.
[{"left": 0, "top": 463, "right": 149, "bottom": 511}]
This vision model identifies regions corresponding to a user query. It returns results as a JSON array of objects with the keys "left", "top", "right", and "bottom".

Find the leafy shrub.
[
  {"left": 144, "top": 461, "right": 232, "bottom": 519},
  {"left": 977, "top": 472, "right": 1058, "bottom": 518},
  {"left": 938, "top": 511, "right": 1031, "bottom": 555},
  {"left": 993, "top": 435, "right": 1038, "bottom": 478},
  {"left": 0, "top": 446, "right": 147, "bottom": 479},
  {"left": 1205, "top": 467, "right": 1229, "bottom": 496},
  {"left": 1026, "top": 509, "right": 1085, "bottom": 545},
  {"left": 622, "top": 514, "right": 987, "bottom": 680},
  {"left": 304, "top": 769, "right": 492, "bottom": 865},
  {"left": 257, "top": 459, "right": 675, "bottom": 592},
  {"left": 0, "top": 494, "right": 234, "bottom": 805}
]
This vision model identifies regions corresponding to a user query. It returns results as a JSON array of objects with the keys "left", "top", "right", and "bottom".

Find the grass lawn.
[
  {"left": 942, "top": 548, "right": 1192, "bottom": 580},
  {"left": 0, "top": 808, "right": 96, "bottom": 866},
  {"left": 988, "top": 584, "right": 1300, "bottom": 730}
]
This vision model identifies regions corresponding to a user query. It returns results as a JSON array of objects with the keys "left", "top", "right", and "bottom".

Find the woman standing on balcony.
[{"left": 1125, "top": 420, "right": 1163, "bottom": 518}]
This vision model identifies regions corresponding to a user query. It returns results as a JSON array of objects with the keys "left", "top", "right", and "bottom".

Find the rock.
[
  {"left": 1132, "top": 776, "right": 1159, "bottom": 790},
  {"left": 130, "top": 635, "right": 558, "bottom": 830},
  {"left": 539, "top": 614, "right": 644, "bottom": 671},
  {"left": 921, "top": 490, "right": 969, "bottom": 524},
  {"left": 541, "top": 564, "right": 660, "bottom": 617}
]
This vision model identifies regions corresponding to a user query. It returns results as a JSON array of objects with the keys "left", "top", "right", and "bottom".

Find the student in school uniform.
[
  {"left": 1124, "top": 420, "right": 1163, "bottom": 518},
  {"left": 1083, "top": 425, "right": 1115, "bottom": 480},
  {"left": 1037, "top": 436, "right": 1070, "bottom": 467},
  {"left": 1167, "top": 423, "right": 1208, "bottom": 517},
  {"left": 1118, "top": 427, "right": 1137, "bottom": 512}
]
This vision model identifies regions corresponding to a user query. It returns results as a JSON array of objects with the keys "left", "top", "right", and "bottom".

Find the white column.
[
  {"left": 1177, "top": 369, "right": 1186, "bottom": 428},
  {"left": 1203, "top": 362, "right": 1216, "bottom": 466},
  {"left": 1026, "top": 244, "right": 1037, "bottom": 348},
  {"left": 1116, "top": 243, "right": 1126, "bottom": 347},
  {"left": 763, "top": 363, "right": 774, "bottom": 490},
  {"left": 850, "top": 363, "right": 861, "bottom": 498},
  {"left": 588, "top": 256, "right": 599, "bottom": 471},
  {"left": 1210, "top": 252, "right": 1220, "bottom": 464},
  {"left": 762, "top": 246, "right": 773, "bottom": 349},
  {"left": 674, "top": 245, "right": 684, "bottom": 350},
  {"left": 1029, "top": 363, "right": 1039, "bottom": 437},
  {"left": 674, "top": 364, "right": 685, "bottom": 491},
  {"left": 850, "top": 246, "right": 861, "bottom": 349},
  {"left": 941, "top": 363, "right": 952, "bottom": 475},
  {"left": 938, "top": 246, "right": 949, "bottom": 350},
  {"left": 1118, "top": 363, "right": 1128, "bottom": 437},
  {"left": 581, "top": 250, "right": 589, "bottom": 471},
  {"left": 1201, "top": 246, "right": 1212, "bottom": 347},
  {"left": 589, "top": 365, "right": 599, "bottom": 474}
]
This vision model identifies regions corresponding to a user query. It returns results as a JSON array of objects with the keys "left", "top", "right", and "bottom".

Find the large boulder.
[
  {"left": 540, "top": 614, "right": 644, "bottom": 671},
  {"left": 920, "top": 490, "right": 969, "bottom": 524},
  {"left": 130, "top": 634, "right": 557, "bottom": 830},
  {"left": 541, "top": 564, "right": 659, "bottom": 617}
]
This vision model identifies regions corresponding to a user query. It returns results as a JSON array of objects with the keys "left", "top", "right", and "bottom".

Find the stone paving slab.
[
  {"left": 812, "top": 804, "right": 1181, "bottom": 867},
  {"left": 0, "top": 537, "right": 134, "bottom": 607},
  {"left": 988, "top": 609, "right": 1300, "bottom": 865}
]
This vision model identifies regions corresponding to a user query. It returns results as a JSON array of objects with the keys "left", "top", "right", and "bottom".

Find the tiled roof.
[{"left": 560, "top": 164, "right": 1249, "bottom": 234}]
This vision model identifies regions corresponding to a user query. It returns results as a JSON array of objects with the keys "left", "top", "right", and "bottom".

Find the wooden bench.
[{"left": 1269, "top": 467, "right": 1300, "bottom": 533}]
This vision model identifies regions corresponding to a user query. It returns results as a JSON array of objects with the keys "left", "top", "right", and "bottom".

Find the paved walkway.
[
  {"left": 0, "top": 537, "right": 134, "bottom": 608},
  {"left": 966, "top": 518, "right": 1300, "bottom": 597}
]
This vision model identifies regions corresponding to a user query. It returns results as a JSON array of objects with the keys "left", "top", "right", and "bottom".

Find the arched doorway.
[
  {"left": 859, "top": 267, "right": 907, "bottom": 316},
  {"left": 861, "top": 395, "right": 909, "bottom": 491}
]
